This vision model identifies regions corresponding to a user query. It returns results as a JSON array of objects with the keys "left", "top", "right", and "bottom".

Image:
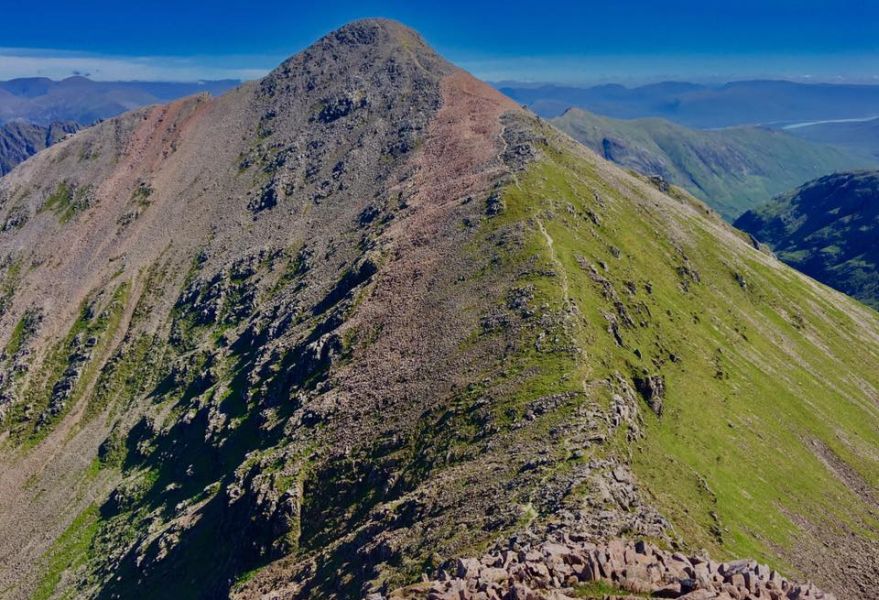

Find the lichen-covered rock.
[{"left": 634, "top": 374, "right": 665, "bottom": 417}]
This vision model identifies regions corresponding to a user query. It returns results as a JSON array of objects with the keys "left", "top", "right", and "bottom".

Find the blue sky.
[{"left": 1, "top": 0, "right": 878, "bottom": 84}]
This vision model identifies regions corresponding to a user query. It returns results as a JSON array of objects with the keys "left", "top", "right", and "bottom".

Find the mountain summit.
[{"left": 0, "top": 19, "right": 876, "bottom": 599}]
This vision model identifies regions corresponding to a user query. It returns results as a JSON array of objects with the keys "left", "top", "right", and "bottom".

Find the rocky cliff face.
[{"left": 0, "top": 20, "right": 876, "bottom": 600}]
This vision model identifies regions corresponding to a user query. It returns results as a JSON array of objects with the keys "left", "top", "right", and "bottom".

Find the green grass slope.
[
  {"left": 551, "top": 108, "right": 874, "bottom": 220},
  {"left": 735, "top": 169, "right": 879, "bottom": 310},
  {"left": 489, "top": 129, "right": 879, "bottom": 591}
]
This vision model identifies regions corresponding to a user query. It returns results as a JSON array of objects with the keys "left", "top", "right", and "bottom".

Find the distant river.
[{"left": 782, "top": 115, "right": 879, "bottom": 129}]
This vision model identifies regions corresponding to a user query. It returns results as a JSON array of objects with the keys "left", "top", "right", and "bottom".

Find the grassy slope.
[
  {"left": 551, "top": 108, "right": 873, "bottom": 219},
  {"left": 498, "top": 134, "right": 879, "bottom": 577}
]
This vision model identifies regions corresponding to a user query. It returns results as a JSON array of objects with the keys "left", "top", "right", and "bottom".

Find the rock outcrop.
[{"left": 394, "top": 538, "right": 835, "bottom": 600}]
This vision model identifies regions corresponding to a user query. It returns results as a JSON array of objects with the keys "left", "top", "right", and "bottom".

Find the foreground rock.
[{"left": 391, "top": 538, "right": 834, "bottom": 600}]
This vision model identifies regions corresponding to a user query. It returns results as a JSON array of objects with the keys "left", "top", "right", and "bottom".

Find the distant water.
[{"left": 783, "top": 115, "right": 879, "bottom": 129}]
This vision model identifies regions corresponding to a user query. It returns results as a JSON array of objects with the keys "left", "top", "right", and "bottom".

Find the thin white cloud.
[{"left": 0, "top": 48, "right": 275, "bottom": 81}]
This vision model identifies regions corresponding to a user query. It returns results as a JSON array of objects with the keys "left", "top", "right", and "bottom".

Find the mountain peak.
[
  {"left": 326, "top": 17, "right": 428, "bottom": 48},
  {"left": 269, "top": 18, "right": 444, "bottom": 74},
  {"left": 261, "top": 18, "right": 453, "bottom": 101}
]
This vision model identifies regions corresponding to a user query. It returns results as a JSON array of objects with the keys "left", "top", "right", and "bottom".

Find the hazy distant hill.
[
  {"left": 0, "top": 76, "right": 240, "bottom": 125},
  {"left": 501, "top": 80, "right": 879, "bottom": 128},
  {"left": 736, "top": 170, "right": 879, "bottom": 309},
  {"left": 0, "top": 120, "right": 80, "bottom": 176},
  {"left": 551, "top": 107, "right": 872, "bottom": 218},
  {"left": 786, "top": 117, "right": 879, "bottom": 161}
]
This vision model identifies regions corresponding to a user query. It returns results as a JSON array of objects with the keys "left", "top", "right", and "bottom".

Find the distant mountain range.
[
  {"left": 551, "top": 108, "right": 873, "bottom": 219},
  {"left": 0, "top": 76, "right": 240, "bottom": 125},
  {"left": 500, "top": 80, "right": 879, "bottom": 129},
  {"left": 736, "top": 170, "right": 879, "bottom": 309}
]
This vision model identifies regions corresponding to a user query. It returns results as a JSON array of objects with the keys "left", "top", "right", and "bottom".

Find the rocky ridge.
[
  {"left": 392, "top": 538, "right": 835, "bottom": 600},
  {"left": 0, "top": 19, "right": 876, "bottom": 600}
]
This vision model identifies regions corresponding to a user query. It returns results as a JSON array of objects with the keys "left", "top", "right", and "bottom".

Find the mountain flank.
[
  {"left": 0, "top": 19, "right": 875, "bottom": 600},
  {"left": 0, "top": 120, "right": 81, "bottom": 176},
  {"left": 735, "top": 170, "right": 879, "bottom": 309},
  {"left": 551, "top": 108, "right": 870, "bottom": 219}
]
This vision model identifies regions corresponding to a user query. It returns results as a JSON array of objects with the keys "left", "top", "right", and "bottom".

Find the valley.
[
  {"left": 736, "top": 170, "right": 879, "bottom": 309},
  {"left": 550, "top": 108, "right": 871, "bottom": 219}
]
